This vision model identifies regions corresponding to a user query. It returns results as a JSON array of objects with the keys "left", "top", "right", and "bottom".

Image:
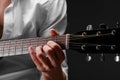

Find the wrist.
[{"left": 41, "top": 67, "right": 66, "bottom": 80}]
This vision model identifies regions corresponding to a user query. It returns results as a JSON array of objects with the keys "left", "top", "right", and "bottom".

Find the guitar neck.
[
  {"left": 0, "top": 35, "right": 69, "bottom": 57},
  {"left": 0, "top": 28, "right": 120, "bottom": 57}
]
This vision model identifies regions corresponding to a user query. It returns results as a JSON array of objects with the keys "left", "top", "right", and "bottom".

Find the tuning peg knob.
[
  {"left": 81, "top": 45, "right": 86, "bottom": 51},
  {"left": 96, "top": 45, "right": 101, "bottom": 50},
  {"left": 111, "top": 45, "right": 116, "bottom": 50},
  {"left": 100, "top": 53, "right": 105, "bottom": 62},
  {"left": 86, "top": 54, "right": 92, "bottom": 62},
  {"left": 111, "top": 30, "right": 116, "bottom": 35},
  {"left": 86, "top": 25, "right": 93, "bottom": 30},
  {"left": 114, "top": 54, "right": 120, "bottom": 62},
  {"left": 116, "top": 21, "right": 120, "bottom": 28},
  {"left": 96, "top": 31, "right": 101, "bottom": 36},
  {"left": 82, "top": 32, "right": 87, "bottom": 36}
]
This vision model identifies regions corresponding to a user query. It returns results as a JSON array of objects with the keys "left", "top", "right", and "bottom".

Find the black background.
[{"left": 66, "top": 0, "right": 120, "bottom": 80}]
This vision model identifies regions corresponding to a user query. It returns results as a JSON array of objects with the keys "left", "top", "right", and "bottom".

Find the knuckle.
[
  {"left": 37, "top": 66, "right": 48, "bottom": 72},
  {"left": 43, "top": 45, "right": 53, "bottom": 55},
  {"left": 41, "top": 68, "right": 46, "bottom": 72},
  {"left": 52, "top": 44, "right": 58, "bottom": 49},
  {"left": 47, "top": 41, "right": 57, "bottom": 47},
  {"left": 45, "top": 66, "right": 51, "bottom": 71},
  {"left": 32, "top": 57, "right": 37, "bottom": 61},
  {"left": 36, "top": 53, "right": 42, "bottom": 58},
  {"left": 37, "top": 66, "right": 45, "bottom": 72},
  {"left": 36, "top": 54, "right": 41, "bottom": 57},
  {"left": 53, "top": 64, "right": 59, "bottom": 68},
  {"left": 47, "top": 48, "right": 53, "bottom": 53}
]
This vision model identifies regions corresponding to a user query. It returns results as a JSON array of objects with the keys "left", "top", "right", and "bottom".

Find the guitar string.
[
  {"left": 0, "top": 39, "right": 115, "bottom": 49},
  {"left": 0, "top": 37, "right": 116, "bottom": 50},
  {"left": 0, "top": 32, "right": 113, "bottom": 43},
  {"left": 0, "top": 32, "right": 113, "bottom": 46},
  {"left": 0, "top": 33, "right": 116, "bottom": 55},
  {"left": 0, "top": 43, "right": 115, "bottom": 51}
]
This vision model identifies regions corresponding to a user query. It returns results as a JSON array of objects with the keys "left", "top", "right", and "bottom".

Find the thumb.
[{"left": 50, "top": 29, "right": 59, "bottom": 36}]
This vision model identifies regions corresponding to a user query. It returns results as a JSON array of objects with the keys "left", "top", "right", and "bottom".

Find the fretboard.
[{"left": 0, "top": 35, "right": 69, "bottom": 57}]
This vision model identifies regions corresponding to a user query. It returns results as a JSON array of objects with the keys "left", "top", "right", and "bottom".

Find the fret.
[
  {"left": 0, "top": 41, "right": 4, "bottom": 57},
  {"left": 21, "top": 39, "right": 24, "bottom": 54},
  {"left": 0, "top": 46, "right": 3, "bottom": 57},
  {"left": 36, "top": 37, "right": 40, "bottom": 46},
  {"left": 38, "top": 37, "right": 48, "bottom": 46},
  {"left": 3, "top": 41, "right": 10, "bottom": 57},
  {"left": 30, "top": 38, "right": 38, "bottom": 48},
  {"left": 9, "top": 41, "right": 16, "bottom": 56},
  {"left": 55, "top": 36, "right": 66, "bottom": 48},
  {"left": 22, "top": 39, "right": 31, "bottom": 54},
  {"left": 15, "top": 39, "right": 23, "bottom": 55}
]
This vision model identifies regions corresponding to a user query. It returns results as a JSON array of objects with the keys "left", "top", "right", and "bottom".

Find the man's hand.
[{"left": 29, "top": 29, "right": 66, "bottom": 80}]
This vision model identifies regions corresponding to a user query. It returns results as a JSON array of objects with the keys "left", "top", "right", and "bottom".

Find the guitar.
[{"left": 0, "top": 27, "right": 119, "bottom": 57}]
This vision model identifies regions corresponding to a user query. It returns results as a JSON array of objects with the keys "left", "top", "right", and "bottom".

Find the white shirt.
[{"left": 0, "top": 0, "right": 68, "bottom": 80}]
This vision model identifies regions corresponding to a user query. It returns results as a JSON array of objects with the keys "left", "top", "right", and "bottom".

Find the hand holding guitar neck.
[{"left": 0, "top": 23, "right": 120, "bottom": 62}]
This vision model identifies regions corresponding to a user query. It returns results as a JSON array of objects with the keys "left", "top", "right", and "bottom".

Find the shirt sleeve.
[{"left": 38, "top": 0, "right": 67, "bottom": 37}]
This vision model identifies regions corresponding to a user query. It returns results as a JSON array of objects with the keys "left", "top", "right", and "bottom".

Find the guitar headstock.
[{"left": 68, "top": 23, "right": 120, "bottom": 62}]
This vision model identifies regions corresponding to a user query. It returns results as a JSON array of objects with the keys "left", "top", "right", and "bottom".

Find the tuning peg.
[
  {"left": 114, "top": 54, "right": 120, "bottom": 62},
  {"left": 99, "top": 23, "right": 108, "bottom": 29},
  {"left": 111, "top": 30, "right": 116, "bottom": 35},
  {"left": 111, "top": 45, "right": 116, "bottom": 50},
  {"left": 81, "top": 45, "right": 87, "bottom": 51},
  {"left": 96, "top": 31, "right": 101, "bottom": 36},
  {"left": 100, "top": 53, "right": 105, "bottom": 62},
  {"left": 86, "top": 54, "right": 92, "bottom": 62},
  {"left": 86, "top": 24, "right": 93, "bottom": 30},
  {"left": 96, "top": 45, "right": 101, "bottom": 50},
  {"left": 116, "top": 21, "right": 120, "bottom": 28},
  {"left": 82, "top": 32, "right": 87, "bottom": 36}
]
